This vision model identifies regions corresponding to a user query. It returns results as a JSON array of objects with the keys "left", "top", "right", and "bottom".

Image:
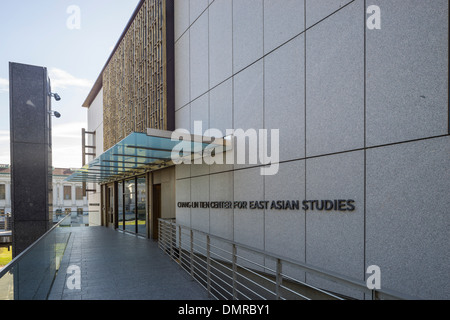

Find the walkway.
[{"left": 48, "top": 227, "right": 211, "bottom": 300}]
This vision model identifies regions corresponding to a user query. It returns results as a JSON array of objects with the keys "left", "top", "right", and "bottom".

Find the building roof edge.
[{"left": 82, "top": 0, "right": 145, "bottom": 108}]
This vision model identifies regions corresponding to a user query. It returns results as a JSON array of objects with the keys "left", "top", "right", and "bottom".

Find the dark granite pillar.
[{"left": 9, "top": 62, "right": 53, "bottom": 258}]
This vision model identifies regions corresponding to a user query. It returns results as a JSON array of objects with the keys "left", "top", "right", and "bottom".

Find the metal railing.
[
  {"left": 53, "top": 210, "right": 90, "bottom": 227},
  {"left": 0, "top": 213, "right": 12, "bottom": 231},
  {"left": 0, "top": 214, "right": 71, "bottom": 300},
  {"left": 158, "top": 218, "right": 415, "bottom": 300},
  {"left": 0, "top": 211, "right": 89, "bottom": 230}
]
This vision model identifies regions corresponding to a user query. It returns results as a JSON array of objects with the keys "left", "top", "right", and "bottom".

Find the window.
[
  {"left": 64, "top": 186, "right": 71, "bottom": 200},
  {"left": 0, "top": 184, "right": 5, "bottom": 200},
  {"left": 124, "top": 178, "right": 136, "bottom": 233},
  {"left": 76, "top": 186, "right": 84, "bottom": 200}
]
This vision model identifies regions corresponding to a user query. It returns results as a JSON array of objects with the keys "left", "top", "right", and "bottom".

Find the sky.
[{"left": 0, "top": 0, "right": 140, "bottom": 168}]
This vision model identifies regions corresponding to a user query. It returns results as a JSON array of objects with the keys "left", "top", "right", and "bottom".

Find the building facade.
[
  {"left": 72, "top": 0, "right": 449, "bottom": 299},
  {"left": 0, "top": 165, "right": 89, "bottom": 220}
]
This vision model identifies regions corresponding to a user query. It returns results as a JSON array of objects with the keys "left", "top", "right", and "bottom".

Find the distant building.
[{"left": 0, "top": 165, "right": 89, "bottom": 220}]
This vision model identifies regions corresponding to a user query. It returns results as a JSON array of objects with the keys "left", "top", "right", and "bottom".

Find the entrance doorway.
[{"left": 152, "top": 184, "right": 161, "bottom": 240}]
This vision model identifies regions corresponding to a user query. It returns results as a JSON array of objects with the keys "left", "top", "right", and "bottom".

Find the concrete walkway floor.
[{"left": 48, "top": 227, "right": 211, "bottom": 300}]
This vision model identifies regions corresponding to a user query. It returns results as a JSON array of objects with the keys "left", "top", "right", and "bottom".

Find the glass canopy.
[{"left": 65, "top": 129, "right": 229, "bottom": 183}]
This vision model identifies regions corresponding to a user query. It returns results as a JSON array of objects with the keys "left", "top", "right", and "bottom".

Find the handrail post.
[
  {"left": 232, "top": 244, "right": 237, "bottom": 300},
  {"left": 206, "top": 235, "right": 211, "bottom": 296},
  {"left": 372, "top": 289, "right": 379, "bottom": 300},
  {"left": 169, "top": 223, "right": 174, "bottom": 259},
  {"left": 178, "top": 225, "right": 182, "bottom": 262},
  {"left": 190, "top": 230, "right": 194, "bottom": 277},
  {"left": 158, "top": 219, "right": 161, "bottom": 248},
  {"left": 276, "top": 258, "right": 282, "bottom": 300}
]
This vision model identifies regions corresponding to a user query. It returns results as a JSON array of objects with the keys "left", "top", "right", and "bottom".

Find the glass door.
[
  {"left": 115, "top": 176, "right": 147, "bottom": 235},
  {"left": 124, "top": 178, "right": 136, "bottom": 233},
  {"left": 137, "top": 176, "right": 147, "bottom": 236},
  {"left": 118, "top": 181, "right": 124, "bottom": 230}
]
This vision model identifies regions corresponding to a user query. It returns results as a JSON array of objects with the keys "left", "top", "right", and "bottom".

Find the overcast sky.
[{"left": 0, "top": 0, "right": 140, "bottom": 168}]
